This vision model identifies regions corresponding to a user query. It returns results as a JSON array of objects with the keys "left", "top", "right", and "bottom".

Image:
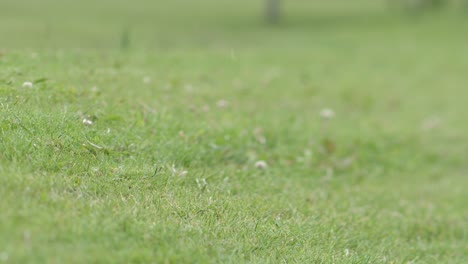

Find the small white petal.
[
  {"left": 22, "top": 82, "right": 33, "bottom": 88},
  {"left": 82, "top": 119, "right": 93, "bottom": 126},
  {"left": 217, "top": 99, "right": 228, "bottom": 108},
  {"left": 320, "top": 108, "right": 335, "bottom": 119},
  {"left": 184, "top": 84, "right": 194, "bottom": 92},
  {"left": 255, "top": 160, "right": 268, "bottom": 169},
  {"left": 143, "top": 76, "right": 151, "bottom": 84},
  {"left": 421, "top": 116, "right": 442, "bottom": 131},
  {"left": 0, "top": 251, "right": 9, "bottom": 262},
  {"left": 202, "top": 105, "right": 210, "bottom": 112}
]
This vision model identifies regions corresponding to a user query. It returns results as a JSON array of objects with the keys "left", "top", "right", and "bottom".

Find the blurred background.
[{"left": 1, "top": 0, "right": 467, "bottom": 50}]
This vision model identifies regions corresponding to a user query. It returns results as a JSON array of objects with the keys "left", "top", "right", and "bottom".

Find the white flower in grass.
[
  {"left": 22, "top": 82, "right": 33, "bottom": 88},
  {"left": 421, "top": 116, "right": 441, "bottom": 131},
  {"left": 0, "top": 251, "right": 8, "bottom": 262},
  {"left": 184, "top": 84, "right": 194, "bottom": 92},
  {"left": 202, "top": 105, "right": 210, "bottom": 112},
  {"left": 171, "top": 164, "right": 177, "bottom": 175},
  {"left": 171, "top": 164, "right": 188, "bottom": 177},
  {"left": 82, "top": 118, "right": 93, "bottom": 126},
  {"left": 143, "top": 76, "right": 151, "bottom": 84},
  {"left": 217, "top": 99, "right": 228, "bottom": 108},
  {"left": 255, "top": 160, "right": 268, "bottom": 169},
  {"left": 320, "top": 108, "right": 335, "bottom": 120},
  {"left": 196, "top": 178, "right": 208, "bottom": 191}
]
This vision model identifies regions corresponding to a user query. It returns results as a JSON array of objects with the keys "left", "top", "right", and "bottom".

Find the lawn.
[{"left": 1, "top": 0, "right": 467, "bottom": 263}]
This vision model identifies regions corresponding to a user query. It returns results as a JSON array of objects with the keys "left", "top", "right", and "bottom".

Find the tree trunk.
[{"left": 266, "top": 0, "right": 281, "bottom": 24}]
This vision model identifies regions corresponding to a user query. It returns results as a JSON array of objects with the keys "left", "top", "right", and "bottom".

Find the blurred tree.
[{"left": 265, "top": 0, "right": 281, "bottom": 24}]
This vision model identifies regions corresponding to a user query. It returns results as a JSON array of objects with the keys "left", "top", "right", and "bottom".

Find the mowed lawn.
[{"left": 1, "top": 1, "right": 467, "bottom": 263}]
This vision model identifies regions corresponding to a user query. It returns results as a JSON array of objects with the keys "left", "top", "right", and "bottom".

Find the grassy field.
[{"left": 1, "top": 0, "right": 467, "bottom": 263}]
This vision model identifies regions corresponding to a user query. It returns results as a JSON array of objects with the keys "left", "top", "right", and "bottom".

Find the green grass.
[{"left": 1, "top": 1, "right": 467, "bottom": 263}]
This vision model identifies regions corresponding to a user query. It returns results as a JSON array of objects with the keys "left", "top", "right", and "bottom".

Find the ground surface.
[{"left": 1, "top": 0, "right": 467, "bottom": 263}]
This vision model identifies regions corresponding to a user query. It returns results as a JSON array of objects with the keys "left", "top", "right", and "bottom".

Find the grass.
[{"left": 1, "top": 0, "right": 467, "bottom": 263}]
